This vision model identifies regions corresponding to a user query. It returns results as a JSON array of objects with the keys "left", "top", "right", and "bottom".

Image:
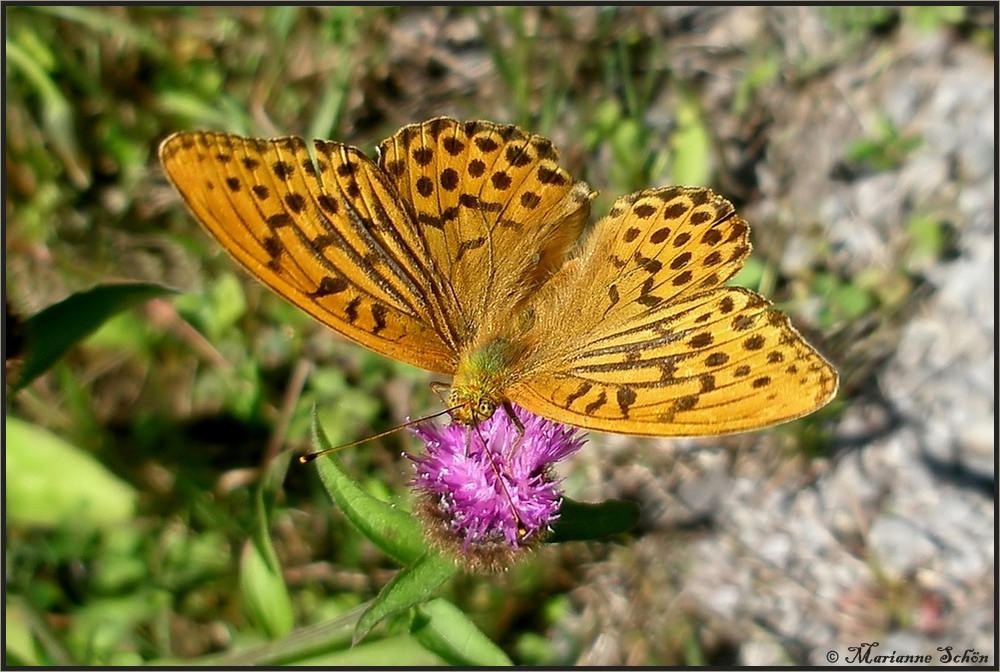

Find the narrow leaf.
[
  {"left": 239, "top": 540, "right": 293, "bottom": 639},
  {"left": 412, "top": 598, "right": 513, "bottom": 666},
  {"left": 670, "top": 93, "right": 712, "bottom": 186},
  {"left": 549, "top": 497, "right": 640, "bottom": 543},
  {"left": 5, "top": 416, "right": 137, "bottom": 529},
  {"left": 239, "top": 450, "right": 294, "bottom": 639},
  {"left": 295, "top": 633, "right": 445, "bottom": 666},
  {"left": 14, "top": 282, "right": 178, "bottom": 390},
  {"left": 354, "top": 553, "right": 456, "bottom": 645},
  {"left": 311, "top": 413, "right": 427, "bottom": 565}
]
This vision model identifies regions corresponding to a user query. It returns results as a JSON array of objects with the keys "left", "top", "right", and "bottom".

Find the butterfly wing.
[
  {"left": 377, "top": 118, "right": 593, "bottom": 347},
  {"left": 159, "top": 132, "right": 459, "bottom": 373},
  {"left": 509, "top": 187, "right": 838, "bottom": 436}
]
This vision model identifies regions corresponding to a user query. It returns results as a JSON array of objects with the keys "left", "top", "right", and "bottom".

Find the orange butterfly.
[{"left": 159, "top": 118, "right": 837, "bottom": 437}]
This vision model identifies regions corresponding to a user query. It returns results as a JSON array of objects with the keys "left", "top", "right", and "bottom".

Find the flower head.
[{"left": 408, "top": 404, "right": 585, "bottom": 571}]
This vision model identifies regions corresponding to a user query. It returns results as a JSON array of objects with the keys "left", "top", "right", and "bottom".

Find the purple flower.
[{"left": 408, "top": 404, "right": 586, "bottom": 571}]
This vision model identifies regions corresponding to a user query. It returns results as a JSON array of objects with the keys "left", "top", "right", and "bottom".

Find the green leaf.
[
  {"left": 239, "top": 539, "right": 294, "bottom": 639},
  {"left": 412, "top": 598, "right": 513, "bottom": 666},
  {"left": 5, "top": 416, "right": 138, "bottom": 529},
  {"left": 670, "top": 93, "right": 712, "bottom": 186},
  {"left": 171, "top": 272, "right": 246, "bottom": 341},
  {"left": 13, "top": 282, "right": 178, "bottom": 390},
  {"left": 5, "top": 37, "right": 89, "bottom": 188},
  {"left": 311, "top": 413, "right": 427, "bottom": 565},
  {"left": 295, "top": 633, "right": 445, "bottom": 666},
  {"left": 905, "top": 5, "right": 966, "bottom": 33},
  {"left": 727, "top": 256, "right": 767, "bottom": 292},
  {"left": 84, "top": 311, "right": 152, "bottom": 354},
  {"left": 354, "top": 553, "right": 456, "bottom": 645},
  {"left": 206, "top": 272, "right": 247, "bottom": 338},
  {"left": 156, "top": 91, "right": 251, "bottom": 135},
  {"left": 239, "top": 450, "right": 294, "bottom": 639},
  {"left": 32, "top": 5, "right": 166, "bottom": 55},
  {"left": 830, "top": 282, "right": 874, "bottom": 321},
  {"left": 5, "top": 603, "right": 42, "bottom": 666},
  {"left": 549, "top": 497, "right": 640, "bottom": 543},
  {"left": 64, "top": 589, "right": 170, "bottom": 665}
]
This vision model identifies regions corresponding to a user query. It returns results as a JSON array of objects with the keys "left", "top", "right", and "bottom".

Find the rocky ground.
[{"left": 547, "top": 7, "right": 994, "bottom": 666}]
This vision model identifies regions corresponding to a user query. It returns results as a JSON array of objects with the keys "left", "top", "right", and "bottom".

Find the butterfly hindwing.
[
  {"left": 510, "top": 187, "right": 838, "bottom": 436},
  {"left": 512, "top": 287, "right": 838, "bottom": 435}
]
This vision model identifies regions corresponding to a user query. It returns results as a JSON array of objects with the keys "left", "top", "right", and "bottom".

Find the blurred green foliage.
[
  {"left": 820, "top": 5, "right": 980, "bottom": 39},
  {"left": 7, "top": 4, "right": 962, "bottom": 665},
  {"left": 6, "top": 416, "right": 139, "bottom": 528},
  {"left": 846, "top": 115, "right": 922, "bottom": 172}
]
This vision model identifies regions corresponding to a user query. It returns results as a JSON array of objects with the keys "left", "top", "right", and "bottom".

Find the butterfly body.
[
  {"left": 449, "top": 336, "right": 527, "bottom": 425},
  {"left": 160, "top": 118, "right": 838, "bottom": 438}
]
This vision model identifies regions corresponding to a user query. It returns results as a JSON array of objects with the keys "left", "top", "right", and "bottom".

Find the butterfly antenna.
[
  {"left": 473, "top": 422, "right": 528, "bottom": 539},
  {"left": 298, "top": 404, "right": 463, "bottom": 464}
]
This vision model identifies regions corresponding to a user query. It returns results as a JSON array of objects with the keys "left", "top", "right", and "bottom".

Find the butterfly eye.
[{"left": 476, "top": 399, "right": 494, "bottom": 421}]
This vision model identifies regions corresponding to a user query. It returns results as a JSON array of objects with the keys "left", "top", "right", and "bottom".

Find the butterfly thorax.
[{"left": 449, "top": 337, "right": 525, "bottom": 425}]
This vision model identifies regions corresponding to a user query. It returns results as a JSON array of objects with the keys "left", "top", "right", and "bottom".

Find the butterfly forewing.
[
  {"left": 159, "top": 131, "right": 457, "bottom": 373},
  {"left": 378, "top": 118, "right": 592, "bottom": 345}
]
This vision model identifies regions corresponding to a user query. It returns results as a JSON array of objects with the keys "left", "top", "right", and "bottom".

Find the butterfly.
[{"left": 159, "top": 117, "right": 837, "bottom": 438}]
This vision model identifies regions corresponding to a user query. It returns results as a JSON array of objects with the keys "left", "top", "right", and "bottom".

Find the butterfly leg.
[
  {"left": 429, "top": 380, "right": 451, "bottom": 404},
  {"left": 502, "top": 401, "right": 525, "bottom": 435},
  {"left": 501, "top": 400, "right": 530, "bottom": 462}
]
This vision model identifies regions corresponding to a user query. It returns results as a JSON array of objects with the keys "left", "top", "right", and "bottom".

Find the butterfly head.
[
  {"left": 448, "top": 388, "right": 498, "bottom": 426},
  {"left": 449, "top": 338, "right": 520, "bottom": 425}
]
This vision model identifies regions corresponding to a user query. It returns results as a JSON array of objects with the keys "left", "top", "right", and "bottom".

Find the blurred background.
[{"left": 5, "top": 6, "right": 994, "bottom": 665}]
